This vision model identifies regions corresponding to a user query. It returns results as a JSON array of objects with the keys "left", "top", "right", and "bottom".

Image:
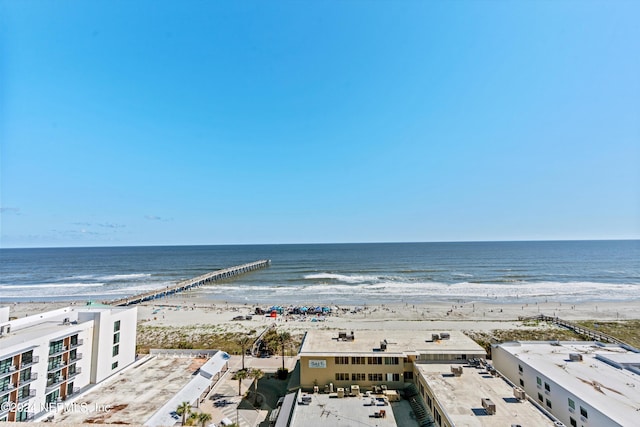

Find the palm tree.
[
  {"left": 250, "top": 368, "right": 264, "bottom": 405},
  {"left": 278, "top": 331, "right": 291, "bottom": 371},
  {"left": 233, "top": 369, "right": 248, "bottom": 396},
  {"left": 176, "top": 401, "right": 191, "bottom": 426},
  {"left": 237, "top": 335, "right": 253, "bottom": 371},
  {"left": 197, "top": 412, "right": 212, "bottom": 427}
]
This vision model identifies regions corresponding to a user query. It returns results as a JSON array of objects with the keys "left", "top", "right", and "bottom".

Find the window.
[
  {"left": 18, "top": 385, "right": 30, "bottom": 399},
  {"left": 518, "top": 364, "right": 523, "bottom": 373},
  {"left": 391, "top": 373, "right": 400, "bottom": 381},
  {"left": 20, "top": 367, "right": 31, "bottom": 382},
  {"left": 569, "top": 417, "right": 577, "bottom": 427},
  {"left": 68, "top": 364, "right": 77, "bottom": 375},
  {"left": 0, "top": 358, "right": 11, "bottom": 374},
  {"left": 112, "top": 345, "right": 119, "bottom": 357},
  {"left": 544, "top": 382, "right": 550, "bottom": 392},
  {"left": 568, "top": 397, "right": 575, "bottom": 410},
  {"left": 367, "top": 357, "right": 382, "bottom": 365},
  {"left": 0, "top": 377, "right": 10, "bottom": 392},
  {"left": 404, "top": 371, "right": 414, "bottom": 379},
  {"left": 538, "top": 393, "right": 543, "bottom": 402},
  {"left": 334, "top": 356, "right": 349, "bottom": 365},
  {"left": 546, "top": 399, "right": 552, "bottom": 409},
  {"left": 113, "top": 332, "right": 120, "bottom": 344},
  {"left": 519, "top": 379, "right": 524, "bottom": 387},
  {"left": 351, "top": 356, "right": 365, "bottom": 365},
  {"left": 580, "top": 406, "right": 588, "bottom": 419},
  {"left": 384, "top": 357, "right": 399, "bottom": 365},
  {"left": 49, "top": 339, "right": 64, "bottom": 355},
  {"left": 114, "top": 320, "right": 121, "bottom": 332},
  {"left": 70, "top": 334, "right": 78, "bottom": 346},
  {"left": 112, "top": 361, "right": 119, "bottom": 370},
  {"left": 335, "top": 373, "right": 349, "bottom": 381},
  {"left": 21, "top": 350, "right": 33, "bottom": 365},
  {"left": 536, "top": 376, "right": 542, "bottom": 386},
  {"left": 70, "top": 349, "right": 78, "bottom": 361},
  {"left": 351, "top": 373, "right": 366, "bottom": 381},
  {"left": 367, "top": 373, "right": 383, "bottom": 381}
]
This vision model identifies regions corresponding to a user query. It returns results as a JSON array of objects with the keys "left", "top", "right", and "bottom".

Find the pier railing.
[{"left": 105, "top": 260, "right": 270, "bottom": 306}]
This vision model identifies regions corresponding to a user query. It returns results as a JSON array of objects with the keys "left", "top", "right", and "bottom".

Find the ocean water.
[{"left": 0, "top": 241, "right": 638, "bottom": 305}]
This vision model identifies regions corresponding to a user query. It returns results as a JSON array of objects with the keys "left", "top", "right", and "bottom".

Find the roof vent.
[{"left": 569, "top": 353, "right": 583, "bottom": 362}]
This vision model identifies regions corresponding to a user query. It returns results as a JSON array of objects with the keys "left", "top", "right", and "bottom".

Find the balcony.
[
  {"left": 17, "top": 389, "right": 37, "bottom": 402},
  {"left": 45, "top": 375, "right": 67, "bottom": 391},
  {"left": 0, "top": 365, "right": 17, "bottom": 378},
  {"left": 69, "top": 353, "right": 83, "bottom": 362},
  {"left": 20, "top": 356, "right": 39, "bottom": 369},
  {"left": 47, "top": 360, "right": 67, "bottom": 373},
  {"left": 19, "top": 372, "right": 38, "bottom": 386},
  {"left": 48, "top": 346, "right": 68, "bottom": 357},
  {"left": 0, "top": 383, "right": 16, "bottom": 392},
  {"left": 69, "top": 339, "right": 84, "bottom": 349},
  {"left": 67, "top": 367, "right": 82, "bottom": 380}
]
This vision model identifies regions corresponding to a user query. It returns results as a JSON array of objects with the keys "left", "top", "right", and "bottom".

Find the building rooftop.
[
  {"left": 287, "top": 391, "right": 420, "bottom": 427},
  {"left": 300, "top": 330, "right": 485, "bottom": 357},
  {"left": 415, "top": 363, "right": 556, "bottom": 426},
  {"left": 0, "top": 306, "right": 135, "bottom": 353},
  {"left": 498, "top": 341, "right": 640, "bottom": 426}
]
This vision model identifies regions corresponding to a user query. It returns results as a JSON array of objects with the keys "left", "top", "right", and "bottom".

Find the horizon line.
[{"left": 1, "top": 238, "right": 638, "bottom": 250}]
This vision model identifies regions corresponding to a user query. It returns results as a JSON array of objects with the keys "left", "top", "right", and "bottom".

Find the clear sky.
[{"left": 1, "top": 0, "right": 639, "bottom": 248}]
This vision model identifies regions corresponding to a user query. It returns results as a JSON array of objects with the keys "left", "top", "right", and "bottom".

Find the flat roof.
[
  {"left": 52, "top": 355, "right": 206, "bottom": 425},
  {"left": 288, "top": 392, "right": 415, "bottom": 427},
  {"left": 415, "top": 364, "right": 556, "bottom": 426},
  {"left": 0, "top": 306, "right": 135, "bottom": 352},
  {"left": 300, "top": 330, "right": 485, "bottom": 356},
  {"left": 497, "top": 341, "right": 640, "bottom": 426}
]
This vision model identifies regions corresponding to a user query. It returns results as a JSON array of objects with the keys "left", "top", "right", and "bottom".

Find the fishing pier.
[{"left": 107, "top": 260, "right": 271, "bottom": 306}]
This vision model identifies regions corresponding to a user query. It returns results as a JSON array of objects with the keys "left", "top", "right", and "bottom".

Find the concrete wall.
[
  {"left": 299, "top": 355, "right": 407, "bottom": 390},
  {"left": 492, "top": 345, "right": 622, "bottom": 427}
]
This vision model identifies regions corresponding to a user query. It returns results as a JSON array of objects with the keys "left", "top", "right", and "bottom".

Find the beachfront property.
[
  {"left": 292, "top": 330, "right": 559, "bottom": 426},
  {"left": 298, "top": 330, "right": 486, "bottom": 391},
  {"left": 0, "top": 304, "right": 137, "bottom": 422},
  {"left": 492, "top": 341, "right": 640, "bottom": 427}
]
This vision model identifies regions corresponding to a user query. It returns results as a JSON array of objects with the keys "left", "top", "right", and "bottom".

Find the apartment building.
[
  {"left": 298, "top": 330, "right": 486, "bottom": 390},
  {"left": 0, "top": 304, "right": 137, "bottom": 422},
  {"left": 492, "top": 341, "right": 640, "bottom": 427}
]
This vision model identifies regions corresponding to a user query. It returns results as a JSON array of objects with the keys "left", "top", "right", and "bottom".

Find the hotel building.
[
  {"left": 0, "top": 304, "right": 137, "bottom": 422},
  {"left": 492, "top": 341, "right": 640, "bottom": 427}
]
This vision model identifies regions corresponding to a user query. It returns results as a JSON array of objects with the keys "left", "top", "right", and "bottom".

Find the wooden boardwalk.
[
  {"left": 106, "top": 260, "right": 271, "bottom": 306},
  {"left": 521, "top": 314, "right": 633, "bottom": 347}
]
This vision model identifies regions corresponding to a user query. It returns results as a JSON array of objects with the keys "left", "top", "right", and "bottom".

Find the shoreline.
[{"left": 4, "top": 296, "right": 639, "bottom": 326}]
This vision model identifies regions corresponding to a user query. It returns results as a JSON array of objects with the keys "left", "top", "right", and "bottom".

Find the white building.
[
  {"left": 492, "top": 341, "right": 640, "bottom": 427},
  {"left": 0, "top": 304, "right": 137, "bottom": 422}
]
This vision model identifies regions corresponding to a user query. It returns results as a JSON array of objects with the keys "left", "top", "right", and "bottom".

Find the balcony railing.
[
  {"left": 17, "top": 389, "right": 37, "bottom": 402},
  {"left": 0, "top": 383, "right": 16, "bottom": 392},
  {"left": 69, "top": 339, "right": 84, "bottom": 349},
  {"left": 48, "top": 346, "right": 68, "bottom": 356},
  {"left": 47, "top": 361, "right": 67, "bottom": 372},
  {"left": 69, "top": 353, "right": 83, "bottom": 362},
  {"left": 67, "top": 367, "right": 82, "bottom": 380},
  {"left": 46, "top": 375, "right": 67, "bottom": 390},
  {"left": 20, "top": 356, "right": 39, "bottom": 369},
  {"left": 19, "top": 372, "right": 38, "bottom": 385}
]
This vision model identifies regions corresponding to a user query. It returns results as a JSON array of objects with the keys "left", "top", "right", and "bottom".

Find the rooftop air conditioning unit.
[
  {"left": 569, "top": 353, "right": 583, "bottom": 362},
  {"left": 432, "top": 334, "right": 440, "bottom": 341},
  {"left": 482, "top": 398, "right": 496, "bottom": 415},
  {"left": 440, "top": 332, "right": 450, "bottom": 340},
  {"left": 451, "top": 366, "right": 463, "bottom": 376},
  {"left": 513, "top": 387, "right": 526, "bottom": 400},
  {"left": 380, "top": 341, "right": 387, "bottom": 351}
]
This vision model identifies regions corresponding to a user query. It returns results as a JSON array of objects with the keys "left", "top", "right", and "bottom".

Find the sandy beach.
[{"left": 5, "top": 295, "right": 639, "bottom": 334}]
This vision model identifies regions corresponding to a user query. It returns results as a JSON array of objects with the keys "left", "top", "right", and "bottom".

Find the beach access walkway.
[{"left": 105, "top": 260, "right": 271, "bottom": 306}]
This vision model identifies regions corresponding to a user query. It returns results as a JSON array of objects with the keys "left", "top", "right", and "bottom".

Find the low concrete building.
[
  {"left": 0, "top": 304, "right": 137, "bottom": 422},
  {"left": 492, "top": 341, "right": 640, "bottom": 427},
  {"left": 414, "top": 362, "right": 557, "bottom": 427},
  {"left": 299, "top": 330, "right": 486, "bottom": 391}
]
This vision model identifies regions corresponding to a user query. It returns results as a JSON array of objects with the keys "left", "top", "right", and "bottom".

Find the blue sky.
[{"left": 1, "top": 0, "right": 639, "bottom": 247}]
